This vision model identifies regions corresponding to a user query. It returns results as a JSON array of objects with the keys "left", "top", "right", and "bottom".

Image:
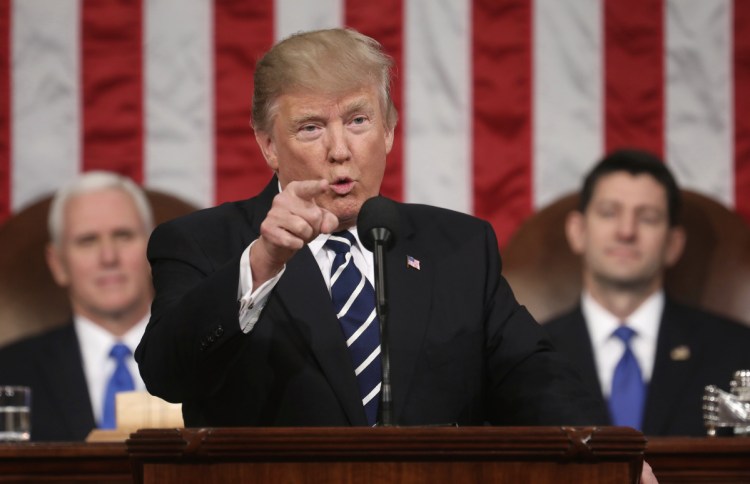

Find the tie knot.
[
  {"left": 325, "top": 231, "right": 356, "bottom": 255},
  {"left": 613, "top": 326, "right": 636, "bottom": 344},
  {"left": 109, "top": 343, "right": 131, "bottom": 362}
]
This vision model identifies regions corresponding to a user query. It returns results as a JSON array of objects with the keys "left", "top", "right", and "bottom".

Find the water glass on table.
[{"left": 0, "top": 386, "right": 30, "bottom": 441}]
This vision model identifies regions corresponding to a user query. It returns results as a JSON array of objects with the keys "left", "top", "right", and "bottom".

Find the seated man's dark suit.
[
  {"left": 136, "top": 178, "right": 607, "bottom": 427},
  {"left": 544, "top": 300, "right": 750, "bottom": 436},
  {"left": 0, "top": 323, "right": 96, "bottom": 441}
]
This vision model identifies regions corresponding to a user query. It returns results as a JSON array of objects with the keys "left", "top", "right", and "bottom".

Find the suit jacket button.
[{"left": 215, "top": 326, "right": 224, "bottom": 337}]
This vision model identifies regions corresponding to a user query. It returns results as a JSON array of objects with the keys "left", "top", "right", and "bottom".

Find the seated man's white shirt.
[
  {"left": 238, "top": 228, "right": 375, "bottom": 333},
  {"left": 582, "top": 290, "right": 662, "bottom": 398},
  {"left": 75, "top": 315, "right": 148, "bottom": 424}
]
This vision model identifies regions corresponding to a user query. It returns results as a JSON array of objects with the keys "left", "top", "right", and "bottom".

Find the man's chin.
[{"left": 597, "top": 273, "right": 655, "bottom": 292}]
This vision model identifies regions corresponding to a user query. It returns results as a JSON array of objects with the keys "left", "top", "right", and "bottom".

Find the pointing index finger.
[{"left": 288, "top": 179, "right": 329, "bottom": 201}]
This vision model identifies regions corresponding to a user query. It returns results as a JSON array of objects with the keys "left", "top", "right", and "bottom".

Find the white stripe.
[
  {"left": 144, "top": 0, "right": 214, "bottom": 208},
  {"left": 405, "top": 0, "right": 471, "bottom": 213},
  {"left": 665, "top": 0, "right": 734, "bottom": 206},
  {"left": 533, "top": 0, "right": 603, "bottom": 209},
  {"left": 328, "top": 234, "right": 353, "bottom": 247},
  {"left": 362, "top": 381, "right": 381, "bottom": 406},
  {"left": 355, "top": 345, "right": 381, "bottom": 377},
  {"left": 336, "top": 272, "right": 366, "bottom": 319},
  {"left": 12, "top": 0, "right": 80, "bottom": 212},
  {"left": 347, "top": 309, "right": 377, "bottom": 347},
  {"left": 274, "top": 0, "right": 343, "bottom": 41},
  {"left": 330, "top": 252, "right": 351, "bottom": 286}
]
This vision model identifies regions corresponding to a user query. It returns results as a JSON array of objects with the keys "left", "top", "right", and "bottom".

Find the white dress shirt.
[
  {"left": 237, "top": 227, "right": 374, "bottom": 333},
  {"left": 581, "top": 290, "right": 663, "bottom": 397},
  {"left": 74, "top": 315, "right": 148, "bottom": 425}
]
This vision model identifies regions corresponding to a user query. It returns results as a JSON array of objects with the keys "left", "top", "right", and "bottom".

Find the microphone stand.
[{"left": 370, "top": 228, "right": 393, "bottom": 427}]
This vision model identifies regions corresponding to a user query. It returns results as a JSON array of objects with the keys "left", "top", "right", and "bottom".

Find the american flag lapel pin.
[{"left": 406, "top": 255, "right": 421, "bottom": 270}]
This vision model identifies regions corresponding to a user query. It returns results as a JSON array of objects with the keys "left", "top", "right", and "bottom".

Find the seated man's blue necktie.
[
  {"left": 608, "top": 325, "right": 646, "bottom": 430},
  {"left": 325, "top": 231, "right": 382, "bottom": 426},
  {"left": 101, "top": 342, "right": 135, "bottom": 429}
]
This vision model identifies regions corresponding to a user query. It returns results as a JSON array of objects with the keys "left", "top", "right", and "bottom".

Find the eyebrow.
[{"left": 289, "top": 98, "right": 375, "bottom": 127}]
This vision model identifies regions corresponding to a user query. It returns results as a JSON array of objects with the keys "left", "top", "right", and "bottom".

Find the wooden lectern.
[{"left": 127, "top": 426, "right": 646, "bottom": 483}]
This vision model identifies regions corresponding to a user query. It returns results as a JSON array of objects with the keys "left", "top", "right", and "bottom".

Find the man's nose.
[
  {"left": 616, "top": 212, "right": 638, "bottom": 239},
  {"left": 327, "top": 125, "right": 352, "bottom": 162},
  {"left": 98, "top": 239, "right": 120, "bottom": 264}
]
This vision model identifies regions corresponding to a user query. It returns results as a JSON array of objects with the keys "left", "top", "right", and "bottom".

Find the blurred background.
[{"left": 1, "top": 0, "right": 749, "bottom": 247}]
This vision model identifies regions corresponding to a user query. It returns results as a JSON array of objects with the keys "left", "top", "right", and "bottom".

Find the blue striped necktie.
[
  {"left": 608, "top": 325, "right": 646, "bottom": 430},
  {"left": 101, "top": 342, "right": 135, "bottom": 429},
  {"left": 325, "top": 231, "right": 382, "bottom": 426}
]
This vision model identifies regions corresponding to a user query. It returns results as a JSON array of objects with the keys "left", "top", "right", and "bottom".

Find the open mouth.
[{"left": 330, "top": 177, "right": 355, "bottom": 195}]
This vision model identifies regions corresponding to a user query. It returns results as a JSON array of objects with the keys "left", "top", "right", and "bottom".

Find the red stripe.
[
  {"left": 473, "top": 0, "right": 533, "bottom": 247},
  {"left": 345, "top": 1, "right": 404, "bottom": 202},
  {"left": 0, "top": 0, "right": 9, "bottom": 223},
  {"left": 604, "top": 0, "right": 664, "bottom": 157},
  {"left": 213, "top": 2, "right": 274, "bottom": 205},
  {"left": 735, "top": 0, "right": 750, "bottom": 225},
  {"left": 81, "top": 0, "right": 143, "bottom": 182}
]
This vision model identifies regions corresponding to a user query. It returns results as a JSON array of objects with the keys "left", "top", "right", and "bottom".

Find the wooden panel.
[
  {"left": 646, "top": 436, "right": 750, "bottom": 484},
  {"left": 0, "top": 442, "right": 131, "bottom": 483},
  {"left": 127, "top": 426, "right": 646, "bottom": 484}
]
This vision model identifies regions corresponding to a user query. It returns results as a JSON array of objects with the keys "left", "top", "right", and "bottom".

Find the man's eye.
[
  {"left": 352, "top": 116, "right": 366, "bottom": 124},
  {"left": 114, "top": 231, "right": 136, "bottom": 241},
  {"left": 639, "top": 213, "right": 663, "bottom": 225}
]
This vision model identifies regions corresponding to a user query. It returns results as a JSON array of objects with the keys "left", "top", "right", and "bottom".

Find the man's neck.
[
  {"left": 585, "top": 277, "right": 662, "bottom": 320},
  {"left": 74, "top": 305, "right": 150, "bottom": 338}
]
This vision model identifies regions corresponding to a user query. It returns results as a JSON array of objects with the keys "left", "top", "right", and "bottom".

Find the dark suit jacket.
[
  {"left": 0, "top": 323, "right": 96, "bottom": 441},
  {"left": 136, "top": 178, "right": 607, "bottom": 427},
  {"left": 543, "top": 300, "right": 750, "bottom": 436}
]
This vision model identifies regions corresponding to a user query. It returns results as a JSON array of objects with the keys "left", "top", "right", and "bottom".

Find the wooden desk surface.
[
  {"left": 646, "top": 436, "right": 750, "bottom": 484},
  {"left": 0, "top": 441, "right": 130, "bottom": 483},
  {"left": 0, "top": 432, "right": 747, "bottom": 483}
]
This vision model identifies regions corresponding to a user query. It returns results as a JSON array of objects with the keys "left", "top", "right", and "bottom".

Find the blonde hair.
[{"left": 252, "top": 28, "right": 398, "bottom": 133}]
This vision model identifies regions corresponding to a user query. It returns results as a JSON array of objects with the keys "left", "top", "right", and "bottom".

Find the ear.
[
  {"left": 664, "top": 225, "right": 686, "bottom": 267},
  {"left": 565, "top": 210, "right": 586, "bottom": 255},
  {"left": 384, "top": 126, "right": 395, "bottom": 155},
  {"left": 254, "top": 131, "right": 279, "bottom": 172},
  {"left": 45, "top": 243, "right": 70, "bottom": 287}
]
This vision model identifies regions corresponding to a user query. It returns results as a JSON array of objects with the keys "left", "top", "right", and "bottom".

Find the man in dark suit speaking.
[
  {"left": 135, "top": 28, "right": 606, "bottom": 430},
  {"left": 543, "top": 149, "right": 750, "bottom": 436}
]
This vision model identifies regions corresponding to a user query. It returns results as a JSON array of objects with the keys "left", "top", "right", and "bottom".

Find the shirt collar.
[
  {"left": 74, "top": 313, "right": 150, "bottom": 360},
  {"left": 582, "top": 290, "right": 664, "bottom": 345}
]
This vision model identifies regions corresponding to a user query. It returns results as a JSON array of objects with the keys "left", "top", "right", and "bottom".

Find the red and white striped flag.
[{"left": 2, "top": 0, "right": 749, "bottom": 246}]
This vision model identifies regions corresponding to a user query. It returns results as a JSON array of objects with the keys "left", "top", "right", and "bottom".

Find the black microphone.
[{"left": 357, "top": 196, "right": 399, "bottom": 427}]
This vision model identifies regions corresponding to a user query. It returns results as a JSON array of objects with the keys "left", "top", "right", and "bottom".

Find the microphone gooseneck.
[{"left": 357, "top": 196, "right": 399, "bottom": 427}]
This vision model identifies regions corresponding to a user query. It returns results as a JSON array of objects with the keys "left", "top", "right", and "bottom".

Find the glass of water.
[{"left": 0, "top": 386, "right": 30, "bottom": 441}]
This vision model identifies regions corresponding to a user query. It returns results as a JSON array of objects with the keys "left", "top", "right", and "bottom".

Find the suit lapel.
[
  {"left": 642, "top": 302, "right": 695, "bottom": 434},
  {"left": 559, "top": 310, "right": 606, "bottom": 413},
  {"left": 276, "top": 247, "right": 367, "bottom": 425},
  {"left": 383, "top": 209, "right": 433, "bottom": 423},
  {"left": 42, "top": 325, "right": 97, "bottom": 436}
]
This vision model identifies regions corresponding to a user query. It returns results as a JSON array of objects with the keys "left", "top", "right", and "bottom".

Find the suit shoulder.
[
  {"left": 399, "top": 203, "right": 494, "bottom": 242},
  {"left": 156, "top": 199, "right": 254, "bottom": 234},
  {"left": 667, "top": 300, "right": 750, "bottom": 337},
  {"left": 0, "top": 324, "right": 75, "bottom": 362},
  {"left": 541, "top": 305, "right": 583, "bottom": 329}
]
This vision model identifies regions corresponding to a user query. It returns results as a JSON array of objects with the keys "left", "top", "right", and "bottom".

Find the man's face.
[
  {"left": 47, "top": 188, "right": 152, "bottom": 324},
  {"left": 256, "top": 85, "right": 394, "bottom": 229},
  {"left": 567, "top": 172, "right": 684, "bottom": 292}
]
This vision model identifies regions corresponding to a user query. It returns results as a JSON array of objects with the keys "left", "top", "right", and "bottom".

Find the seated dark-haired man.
[{"left": 544, "top": 149, "right": 750, "bottom": 436}]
